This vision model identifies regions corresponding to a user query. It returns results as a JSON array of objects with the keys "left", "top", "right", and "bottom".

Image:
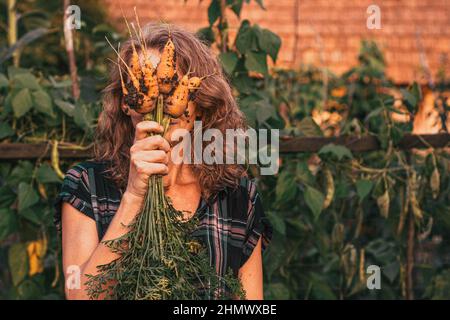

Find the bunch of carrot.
[{"left": 85, "top": 11, "right": 243, "bottom": 300}]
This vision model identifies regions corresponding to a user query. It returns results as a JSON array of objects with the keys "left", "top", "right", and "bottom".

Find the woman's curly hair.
[{"left": 94, "top": 23, "right": 247, "bottom": 199}]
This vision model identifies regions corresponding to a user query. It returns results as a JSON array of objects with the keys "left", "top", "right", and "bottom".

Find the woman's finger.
[
  {"left": 131, "top": 150, "right": 169, "bottom": 164},
  {"left": 132, "top": 135, "right": 171, "bottom": 152},
  {"left": 135, "top": 121, "right": 164, "bottom": 141},
  {"left": 134, "top": 161, "right": 169, "bottom": 176}
]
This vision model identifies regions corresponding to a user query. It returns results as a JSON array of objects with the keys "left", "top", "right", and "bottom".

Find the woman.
[{"left": 55, "top": 23, "right": 272, "bottom": 300}]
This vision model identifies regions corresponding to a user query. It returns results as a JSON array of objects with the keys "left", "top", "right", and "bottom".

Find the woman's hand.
[{"left": 125, "top": 121, "right": 170, "bottom": 199}]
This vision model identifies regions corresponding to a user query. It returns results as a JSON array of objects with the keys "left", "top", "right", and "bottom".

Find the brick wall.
[{"left": 101, "top": 0, "right": 450, "bottom": 84}]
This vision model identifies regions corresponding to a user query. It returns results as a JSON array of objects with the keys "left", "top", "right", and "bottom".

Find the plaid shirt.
[{"left": 54, "top": 161, "right": 272, "bottom": 281}]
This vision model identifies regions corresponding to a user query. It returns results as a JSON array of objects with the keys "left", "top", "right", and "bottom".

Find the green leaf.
[
  {"left": 54, "top": 99, "right": 75, "bottom": 116},
  {"left": 257, "top": 28, "right": 281, "bottom": 62},
  {"left": 238, "top": 94, "right": 260, "bottom": 127},
  {"left": 207, "top": 0, "right": 221, "bottom": 25},
  {"left": 310, "top": 273, "right": 337, "bottom": 299},
  {"left": 240, "top": 106, "right": 256, "bottom": 128},
  {"left": 32, "top": 90, "right": 55, "bottom": 117},
  {"left": 49, "top": 76, "right": 72, "bottom": 88},
  {"left": 17, "top": 279, "right": 42, "bottom": 299},
  {"left": 410, "top": 82, "right": 422, "bottom": 100},
  {"left": 264, "top": 237, "right": 285, "bottom": 279},
  {"left": 371, "top": 177, "right": 385, "bottom": 198},
  {"left": 196, "top": 27, "right": 215, "bottom": 44},
  {"left": 335, "top": 179, "right": 350, "bottom": 199},
  {"left": 0, "top": 73, "right": 8, "bottom": 88},
  {"left": 232, "top": 73, "right": 254, "bottom": 95},
  {"left": 384, "top": 261, "right": 400, "bottom": 283},
  {"left": 8, "top": 242, "right": 29, "bottom": 286},
  {"left": 73, "top": 103, "right": 94, "bottom": 132},
  {"left": 318, "top": 143, "right": 353, "bottom": 161},
  {"left": 286, "top": 217, "right": 308, "bottom": 233},
  {"left": 266, "top": 211, "right": 286, "bottom": 235},
  {"left": 19, "top": 208, "right": 41, "bottom": 225},
  {"left": 0, "top": 163, "right": 12, "bottom": 177},
  {"left": 245, "top": 51, "right": 268, "bottom": 75},
  {"left": 12, "top": 73, "right": 41, "bottom": 90},
  {"left": 7, "top": 66, "right": 29, "bottom": 79},
  {"left": 0, "top": 122, "right": 15, "bottom": 139},
  {"left": 365, "top": 239, "right": 396, "bottom": 261},
  {"left": 0, "top": 208, "right": 17, "bottom": 241},
  {"left": 304, "top": 186, "right": 324, "bottom": 219},
  {"left": 0, "top": 185, "right": 16, "bottom": 207},
  {"left": 267, "top": 282, "right": 290, "bottom": 299},
  {"left": 276, "top": 169, "right": 297, "bottom": 203},
  {"left": 236, "top": 20, "right": 255, "bottom": 54},
  {"left": 8, "top": 161, "right": 33, "bottom": 186},
  {"left": 391, "top": 125, "right": 405, "bottom": 145},
  {"left": 17, "top": 182, "right": 39, "bottom": 212},
  {"left": 12, "top": 88, "right": 33, "bottom": 118},
  {"left": 401, "top": 83, "right": 421, "bottom": 113},
  {"left": 365, "top": 106, "right": 383, "bottom": 121},
  {"left": 229, "top": 0, "right": 244, "bottom": 17},
  {"left": 2, "top": 92, "right": 13, "bottom": 116},
  {"left": 296, "top": 161, "right": 315, "bottom": 186},
  {"left": 254, "top": 0, "right": 266, "bottom": 9},
  {"left": 355, "top": 179, "right": 374, "bottom": 201},
  {"left": 401, "top": 89, "right": 416, "bottom": 112},
  {"left": 254, "top": 99, "right": 275, "bottom": 123},
  {"left": 219, "top": 52, "right": 239, "bottom": 75},
  {"left": 36, "top": 163, "right": 61, "bottom": 184},
  {"left": 297, "top": 117, "right": 322, "bottom": 136}
]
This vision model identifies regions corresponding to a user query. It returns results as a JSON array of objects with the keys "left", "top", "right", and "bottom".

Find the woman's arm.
[
  {"left": 62, "top": 191, "right": 142, "bottom": 299},
  {"left": 62, "top": 120, "right": 170, "bottom": 300},
  {"left": 238, "top": 238, "right": 263, "bottom": 300}
]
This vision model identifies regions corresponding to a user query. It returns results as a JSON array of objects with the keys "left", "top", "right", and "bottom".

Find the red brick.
[{"left": 101, "top": 0, "right": 449, "bottom": 83}]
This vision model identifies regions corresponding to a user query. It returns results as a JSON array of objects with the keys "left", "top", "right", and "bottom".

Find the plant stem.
[
  {"left": 406, "top": 212, "right": 415, "bottom": 300},
  {"left": 7, "top": 0, "right": 19, "bottom": 66},
  {"left": 63, "top": 0, "right": 80, "bottom": 100}
]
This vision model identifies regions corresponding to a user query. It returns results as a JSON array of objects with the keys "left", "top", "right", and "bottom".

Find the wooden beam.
[
  {"left": 280, "top": 135, "right": 380, "bottom": 153},
  {"left": 397, "top": 133, "right": 450, "bottom": 150},
  {"left": 280, "top": 133, "right": 450, "bottom": 153},
  {"left": 0, "top": 133, "right": 448, "bottom": 160},
  {"left": 0, "top": 143, "right": 93, "bottom": 160}
]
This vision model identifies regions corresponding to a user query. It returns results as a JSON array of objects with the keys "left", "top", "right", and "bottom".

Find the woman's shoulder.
[
  {"left": 66, "top": 160, "right": 109, "bottom": 174},
  {"left": 213, "top": 176, "right": 261, "bottom": 221},
  {"left": 221, "top": 177, "right": 272, "bottom": 268},
  {"left": 55, "top": 160, "right": 118, "bottom": 236},
  {"left": 227, "top": 176, "right": 260, "bottom": 203},
  {"left": 59, "top": 160, "right": 113, "bottom": 201},
  {"left": 54, "top": 161, "right": 102, "bottom": 233},
  {"left": 63, "top": 160, "right": 109, "bottom": 182}
]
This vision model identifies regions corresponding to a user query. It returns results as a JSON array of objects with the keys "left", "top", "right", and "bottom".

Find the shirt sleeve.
[
  {"left": 239, "top": 179, "right": 273, "bottom": 269},
  {"left": 54, "top": 164, "right": 95, "bottom": 233}
]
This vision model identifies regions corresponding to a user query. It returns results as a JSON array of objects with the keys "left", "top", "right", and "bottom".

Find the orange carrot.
[
  {"left": 165, "top": 74, "right": 190, "bottom": 118},
  {"left": 156, "top": 30, "right": 177, "bottom": 94}
]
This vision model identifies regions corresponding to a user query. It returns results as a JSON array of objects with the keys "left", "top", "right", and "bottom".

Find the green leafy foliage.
[
  {"left": 12, "top": 88, "right": 33, "bottom": 118},
  {"left": 17, "top": 182, "right": 39, "bottom": 212},
  {"left": 259, "top": 41, "right": 450, "bottom": 300},
  {"left": 318, "top": 144, "right": 353, "bottom": 161},
  {"left": 0, "top": 0, "right": 117, "bottom": 299},
  {"left": 1, "top": 0, "right": 449, "bottom": 301},
  {"left": 200, "top": 3, "right": 282, "bottom": 129},
  {"left": 8, "top": 243, "right": 29, "bottom": 286},
  {"left": 304, "top": 186, "right": 324, "bottom": 219}
]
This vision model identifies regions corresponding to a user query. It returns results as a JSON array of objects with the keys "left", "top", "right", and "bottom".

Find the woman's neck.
[{"left": 163, "top": 161, "right": 197, "bottom": 190}]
